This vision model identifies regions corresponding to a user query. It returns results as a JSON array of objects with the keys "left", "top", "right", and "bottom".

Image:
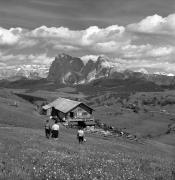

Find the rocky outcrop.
[{"left": 47, "top": 54, "right": 113, "bottom": 85}]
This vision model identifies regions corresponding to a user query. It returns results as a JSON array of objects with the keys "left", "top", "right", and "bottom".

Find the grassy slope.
[
  {"left": 0, "top": 88, "right": 175, "bottom": 179},
  {"left": 0, "top": 125, "right": 174, "bottom": 180},
  {"left": 0, "top": 97, "right": 44, "bottom": 128}
]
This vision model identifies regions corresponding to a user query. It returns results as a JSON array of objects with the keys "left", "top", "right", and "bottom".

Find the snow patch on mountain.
[
  {"left": 81, "top": 55, "right": 99, "bottom": 65},
  {"left": 154, "top": 72, "right": 175, "bottom": 76},
  {"left": 134, "top": 68, "right": 149, "bottom": 74}
]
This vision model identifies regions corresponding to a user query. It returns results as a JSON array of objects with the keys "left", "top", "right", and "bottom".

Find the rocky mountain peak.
[
  {"left": 97, "top": 55, "right": 110, "bottom": 62},
  {"left": 56, "top": 53, "right": 75, "bottom": 61},
  {"left": 47, "top": 53, "right": 115, "bottom": 84},
  {"left": 47, "top": 53, "right": 175, "bottom": 86},
  {"left": 57, "top": 53, "right": 70, "bottom": 59},
  {"left": 96, "top": 56, "right": 111, "bottom": 67}
]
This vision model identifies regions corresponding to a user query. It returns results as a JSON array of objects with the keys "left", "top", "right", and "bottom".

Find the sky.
[{"left": 0, "top": 0, "right": 175, "bottom": 74}]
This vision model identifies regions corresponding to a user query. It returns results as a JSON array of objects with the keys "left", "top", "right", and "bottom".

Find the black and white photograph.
[{"left": 0, "top": 0, "right": 175, "bottom": 179}]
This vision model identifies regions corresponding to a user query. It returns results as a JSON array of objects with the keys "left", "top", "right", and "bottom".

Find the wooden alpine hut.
[{"left": 42, "top": 97, "right": 95, "bottom": 127}]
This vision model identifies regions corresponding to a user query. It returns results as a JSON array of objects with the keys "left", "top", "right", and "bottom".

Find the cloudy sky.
[{"left": 0, "top": 0, "right": 175, "bottom": 74}]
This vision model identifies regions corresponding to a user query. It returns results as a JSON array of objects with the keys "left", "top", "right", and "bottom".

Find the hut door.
[
  {"left": 51, "top": 107, "right": 57, "bottom": 117},
  {"left": 70, "top": 112, "right": 74, "bottom": 118}
]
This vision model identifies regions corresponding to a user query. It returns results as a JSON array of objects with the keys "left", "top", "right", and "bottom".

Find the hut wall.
[
  {"left": 68, "top": 106, "right": 91, "bottom": 119},
  {"left": 44, "top": 108, "right": 51, "bottom": 115},
  {"left": 51, "top": 107, "right": 58, "bottom": 117},
  {"left": 51, "top": 108, "right": 66, "bottom": 121},
  {"left": 57, "top": 111, "right": 66, "bottom": 120},
  {"left": 79, "top": 103, "right": 93, "bottom": 114}
]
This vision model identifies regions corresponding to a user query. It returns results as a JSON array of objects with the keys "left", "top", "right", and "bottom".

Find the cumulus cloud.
[
  {"left": 0, "top": 13, "right": 175, "bottom": 74},
  {"left": 0, "top": 27, "right": 21, "bottom": 45},
  {"left": 81, "top": 25, "right": 125, "bottom": 46},
  {"left": 121, "top": 44, "right": 174, "bottom": 59},
  {"left": 26, "top": 54, "right": 53, "bottom": 64},
  {"left": 128, "top": 14, "right": 175, "bottom": 35},
  {"left": 17, "top": 39, "right": 38, "bottom": 48},
  {"left": 121, "top": 44, "right": 151, "bottom": 58},
  {"left": 147, "top": 46, "right": 174, "bottom": 57},
  {"left": 0, "top": 25, "right": 128, "bottom": 54},
  {"left": 53, "top": 44, "right": 80, "bottom": 51},
  {"left": 0, "top": 53, "right": 53, "bottom": 66},
  {"left": 116, "top": 58, "right": 175, "bottom": 74},
  {"left": 0, "top": 62, "right": 6, "bottom": 67},
  {"left": 26, "top": 25, "right": 127, "bottom": 52}
]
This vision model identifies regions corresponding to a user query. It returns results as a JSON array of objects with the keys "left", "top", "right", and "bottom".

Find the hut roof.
[{"left": 42, "top": 97, "right": 93, "bottom": 114}]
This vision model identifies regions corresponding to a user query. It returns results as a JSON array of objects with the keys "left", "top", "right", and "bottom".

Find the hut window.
[{"left": 82, "top": 112, "right": 88, "bottom": 116}]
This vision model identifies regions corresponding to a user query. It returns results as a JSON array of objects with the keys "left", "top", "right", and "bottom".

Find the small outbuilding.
[{"left": 42, "top": 97, "right": 94, "bottom": 126}]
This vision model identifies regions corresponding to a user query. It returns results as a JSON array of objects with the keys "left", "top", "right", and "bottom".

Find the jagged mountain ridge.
[
  {"left": 47, "top": 53, "right": 175, "bottom": 86},
  {"left": 47, "top": 54, "right": 112, "bottom": 84},
  {"left": 1, "top": 53, "right": 175, "bottom": 86}
]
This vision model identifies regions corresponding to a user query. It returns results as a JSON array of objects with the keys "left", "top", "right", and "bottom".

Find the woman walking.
[{"left": 51, "top": 120, "right": 60, "bottom": 139}]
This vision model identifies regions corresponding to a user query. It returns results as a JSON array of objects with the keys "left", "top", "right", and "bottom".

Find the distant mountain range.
[
  {"left": 1, "top": 53, "right": 175, "bottom": 86},
  {"left": 0, "top": 65, "right": 49, "bottom": 80}
]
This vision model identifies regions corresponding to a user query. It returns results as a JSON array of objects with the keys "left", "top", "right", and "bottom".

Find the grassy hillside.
[
  {"left": 94, "top": 106, "right": 173, "bottom": 137},
  {"left": 0, "top": 89, "right": 45, "bottom": 128},
  {"left": 85, "top": 90, "right": 175, "bottom": 139},
  {"left": 0, "top": 125, "right": 174, "bottom": 180},
  {"left": 0, "top": 87, "right": 175, "bottom": 179}
]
